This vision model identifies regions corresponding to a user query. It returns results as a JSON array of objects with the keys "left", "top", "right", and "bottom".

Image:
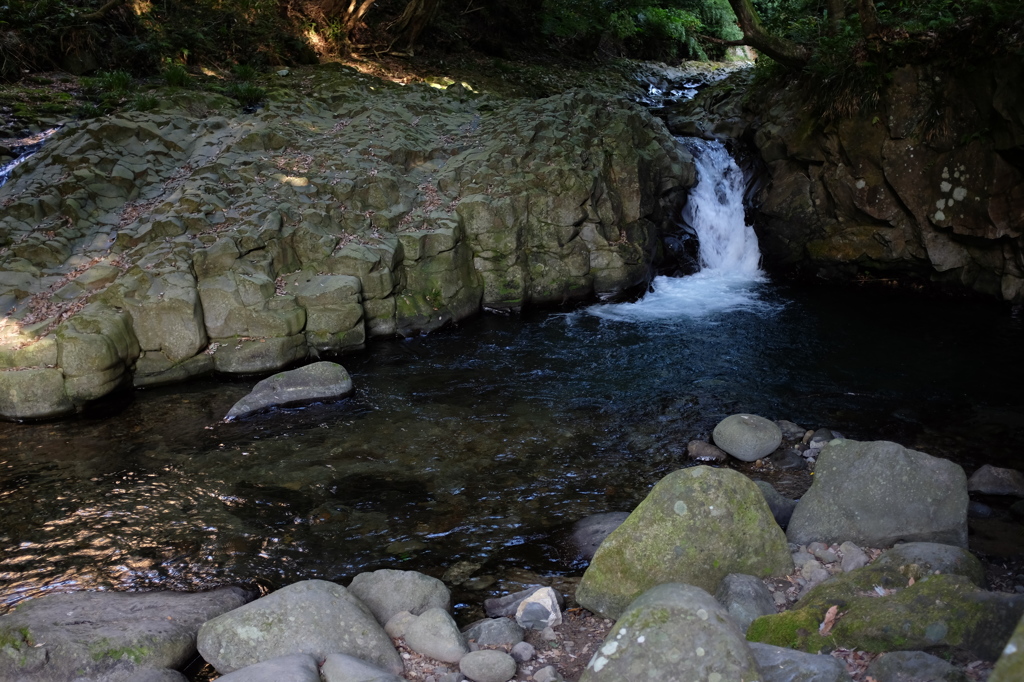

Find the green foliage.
[
  {"left": 225, "top": 82, "right": 267, "bottom": 108},
  {"left": 538, "top": 0, "right": 742, "bottom": 60},
  {"left": 96, "top": 69, "right": 134, "bottom": 94},
  {"left": 232, "top": 64, "right": 260, "bottom": 82},
  {"left": 162, "top": 63, "right": 191, "bottom": 88},
  {"left": 131, "top": 93, "right": 159, "bottom": 111}
]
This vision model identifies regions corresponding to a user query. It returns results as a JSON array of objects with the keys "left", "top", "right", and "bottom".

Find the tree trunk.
[
  {"left": 390, "top": 0, "right": 443, "bottom": 55},
  {"left": 726, "top": 0, "right": 810, "bottom": 68},
  {"left": 857, "top": 0, "right": 880, "bottom": 37},
  {"left": 826, "top": 0, "right": 846, "bottom": 35}
]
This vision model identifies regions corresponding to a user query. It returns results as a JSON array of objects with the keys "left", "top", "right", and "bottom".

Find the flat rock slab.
[
  {"left": 0, "top": 587, "right": 252, "bottom": 682},
  {"left": 224, "top": 361, "right": 353, "bottom": 420}
]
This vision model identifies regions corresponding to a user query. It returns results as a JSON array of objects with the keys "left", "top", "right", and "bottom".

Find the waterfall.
[{"left": 589, "top": 138, "right": 775, "bottom": 321}]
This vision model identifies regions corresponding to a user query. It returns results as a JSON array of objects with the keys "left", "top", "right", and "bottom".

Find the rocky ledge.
[
  {"left": 0, "top": 65, "right": 694, "bottom": 420},
  {"left": 666, "top": 58, "right": 1024, "bottom": 301}
]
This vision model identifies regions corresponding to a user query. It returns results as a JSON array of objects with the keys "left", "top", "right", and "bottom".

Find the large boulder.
[
  {"left": 712, "top": 414, "right": 783, "bottom": 461},
  {"left": 747, "top": 573, "right": 1024, "bottom": 661},
  {"left": 0, "top": 587, "right": 252, "bottom": 682},
  {"left": 196, "top": 580, "right": 402, "bottom": 675},
  {"left": 575, "top": 466, "right": 793, "bottom": 619},
  {"left": 346, "top": 569, "right": 450, "bottom": 625},
  {"left": 787, "top": 440, "right": 969, "bottom": 548},
  {"left": 579, "top": 583, "right": 761, "bottom": 681},
  {"left": 224, "top": 361, "right": 354, "bottom": 420}
]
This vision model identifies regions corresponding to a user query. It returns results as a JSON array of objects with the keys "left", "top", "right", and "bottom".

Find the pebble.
[
  {"left": 511, "top": 641, "right": 536, "bottom": 663},
  {"left": 533, "top": 665, "right": 562, "bottom": 682}
]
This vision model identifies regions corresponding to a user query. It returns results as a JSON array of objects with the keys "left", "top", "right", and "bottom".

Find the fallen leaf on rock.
[{"left": 819, "top": 604, "right": 838, "bottom": 635}]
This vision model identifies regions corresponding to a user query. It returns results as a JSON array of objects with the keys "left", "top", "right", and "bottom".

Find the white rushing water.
[{"left": 590, "top": 138, "right": 774, "bottom": 322}]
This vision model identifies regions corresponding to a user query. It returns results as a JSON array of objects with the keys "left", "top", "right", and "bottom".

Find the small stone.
[
  {"left": 462, "top": 618, "right": 524, "bottom": 648},
  {"left": 532, "top": 665, "right": 563, "bottom": 682},
  {"left": 458, "top": 650, "right": 516, "bottom": 682},
  {"left": 968, "top": 465, "right": 1024, "bottom": 496},
  {"left": 839, "top": 541, "right": 870, "bottom": 572},
  {"left": 809, "top": 428, "right": 834, "bottom": 448},
  {"left": 404, "top": 608, "right": 470, "bottom": 664},
  {"left": 687, "top": 440, "right": 728, "bottom": 462},
  {"left": 511, "top": 641, "right": 536, "bottom": 663},
  {"left": 712, "top": 414, "right": 783, "bottom": 462},
  {"left": 775, "top": 420, "right": 806, "bottom": 440},
  {"left": 515, "top": 587, "right": 562, "bottom": 630}
]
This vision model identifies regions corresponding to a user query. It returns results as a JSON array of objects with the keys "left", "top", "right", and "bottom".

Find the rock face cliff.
[
  {"left": 668, "top": 59, "right": 1024, "bottom": 300},
  {"left": 0, "top": 65, "right": 693, "bottom": 419}
]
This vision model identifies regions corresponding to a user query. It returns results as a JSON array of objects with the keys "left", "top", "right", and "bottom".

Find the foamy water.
[{"left": 590, "top": 138, "right": 773, "bottom": 321}]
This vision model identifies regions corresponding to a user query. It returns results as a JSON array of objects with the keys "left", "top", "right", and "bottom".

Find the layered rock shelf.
[{"left": 0, "top": 66, "right": 694, "bottom": 420}]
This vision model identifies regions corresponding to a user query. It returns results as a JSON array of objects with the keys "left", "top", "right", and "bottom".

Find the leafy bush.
[
  {"left": 131, "top": 93, "right": 160, "bottom": 111},
  {"left": 163, "top": 63, "right": 191, "bottom": 87},
  {"left": 232, "top": 64, "right": 260, "bottom": 82},
  {"left": 226, "top": 82, "right": 267, "bottom": 108},
  {"left": 96, "top": 70, "right": 134, "bottom": 94}
]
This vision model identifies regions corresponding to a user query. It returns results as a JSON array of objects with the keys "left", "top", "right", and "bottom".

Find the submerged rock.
[
  {"left": 575, "top": 466, "right": 793, "bottom": 619},
  {"left": 569, "top": 511, "right": 630, "bottom": 562},
  {"left": 787, "top": 440, "right": 969, "bottom": 548},
  {"left": 224, "top": 361, "right": 354, "bottom": 420}
]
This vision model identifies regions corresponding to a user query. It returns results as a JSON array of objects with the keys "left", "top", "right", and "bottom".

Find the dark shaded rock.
[
  {"left": 968, "top": 465, "right": 1024, "bottom": 497},
  {"left": 989, "top": 612, "right": 1024, "bottom": 682},
  {"left": 462, "top": 618, "right": 524, "bottom": 648},
  {"left": 687, "top": 440, "right": 729, "bottom": 462},
  {"left": 570, "top": 512, "right": 630, "bottom": 562},
  {"left": 754, "top": 480, "right": 799, "bottom": 529},
  {"left": 864, "top": 650, "right": 967, "bottom": 682},
  {"left": 748, "top": 642, "right": 851, "bottom": 682}
]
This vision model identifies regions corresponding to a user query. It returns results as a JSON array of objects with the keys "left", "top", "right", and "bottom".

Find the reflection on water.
[{"left": 0, "top": 285, "right": 1022, "bottom": 612}]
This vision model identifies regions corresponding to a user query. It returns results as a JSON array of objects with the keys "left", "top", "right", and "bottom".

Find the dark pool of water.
[{"left": 1, "top": 282, "right": 1022, "bottom": 612}]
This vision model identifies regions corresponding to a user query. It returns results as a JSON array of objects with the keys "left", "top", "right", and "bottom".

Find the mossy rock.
[
  {"left": 747, "top": 574, "right": 1024, "bottom": 661},
  {"left": 576, "top": 466, "right": 793, "bottom": 620},
  {"left": 989, "top": 613, "right": 1024, "bottom": 682}
]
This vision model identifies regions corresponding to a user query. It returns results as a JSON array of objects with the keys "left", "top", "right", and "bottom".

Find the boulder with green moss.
[
  {"left": 575, "top": 466, "right": 793, "bottom": 620},
  {"left": 989, "top": 613, "right": 1024, "bottom": 682},
  {"left": 579, "top": 583, "right": 761, "bottom": 682},
  {"left": 747, "top": 573, "right": 1024, "bottom": 661}
]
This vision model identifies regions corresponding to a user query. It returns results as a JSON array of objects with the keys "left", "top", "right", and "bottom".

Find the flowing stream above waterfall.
[{"left": 1, "top": 137, "right": 1023, "bottom": 615}]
